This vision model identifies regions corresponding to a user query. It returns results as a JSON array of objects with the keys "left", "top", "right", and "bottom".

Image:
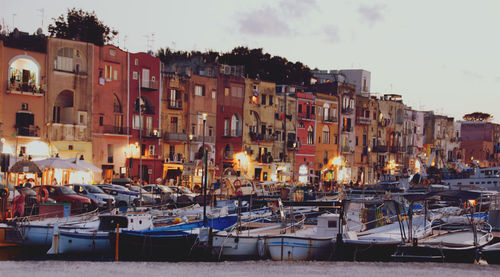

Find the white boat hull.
[
  {"left": 50, "top": 230, "right": 111, "bottom": 255},
  {"left": 266, "top": 236, "right": 333, "bottom": 261},
  {"left": 212, "top": 235, "right": 266, "bottom": 259}
]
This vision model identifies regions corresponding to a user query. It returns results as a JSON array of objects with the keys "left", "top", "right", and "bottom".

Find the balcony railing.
[
  {"left": 390, "top": 146, "right": 406, "bottom": 153},
  {"left": 141, "top": 80, "right": 159, "bottom": 91},
  {"left": 249, "top": 131, "right": 274, "bottom": 142},
  {"left": 48, "top": 123, "right": 89, "bottom": 141},
  {"left": 372, "top": 145, "right": 388, "bottom": 153},
  {"left": 139, "top": 129, "right": 161, "bottom": 138},
  {"left": 7, "top": 82, "right": 44, "bottom": 96},
  {"left": 356, "top": 116, "right": 371, "bottom": 125},
  {"left": 163, "top": 132, "right": 188, "bottom": 142},
  {"left": 323, "top": 116, "right": 338, "bottom": 123},
  {"left": 16, "top": 126, "right": 39, "bottom": 137},
  {"left": 102, "top": 125, "right": 129, "bottom": 135},
  {"left": 341, "top": 107, "right": 354, "bottom": 114},
  {"left": 341, "top": 145, "right": 352, "bottom": 153},
  {"left": 167, "top": 99, "right": 182, "bottom": 109},
  {"left": 191, "top": 135, "right": 215, "bottom": 143}
]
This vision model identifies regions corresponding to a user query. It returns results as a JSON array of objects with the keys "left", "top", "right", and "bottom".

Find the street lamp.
[{"left": 201, "top": 113, "right": 208, "bottom": 227}]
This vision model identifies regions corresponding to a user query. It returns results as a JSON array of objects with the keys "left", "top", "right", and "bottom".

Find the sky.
[{"left": 1, "top": 0, "right": 499, "bottom": 123}]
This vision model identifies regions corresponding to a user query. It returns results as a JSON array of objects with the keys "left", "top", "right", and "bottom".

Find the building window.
[
  {"left": 212, "top": 90, "right": 216, "bottom": 99},
  {"left": 231, "top": 114, "right": 241, "bottom": 136},
  {"left": 269, "top": 96, "right": 273, "bottom": 106},
  {"left": 298, "top": 104, "right": 302, "bottom": 113},
  {"left": 209, "top": 128, "right": 213, "bottom": 137},
  {"left": 322, "top": 126, "right": 330, "bottom": 144},
  {"left": 261, "top": 95, "right": 266, "bottom": 105},
  {"left": 231, "top": 87, "right": 243, "bottom": 98},
  {"left": 224, "top": 87, "right": 229, "bottom": 96},
  {"left": 55, "top": 47, "right": 74, "bottom": 72},
  {"left": 78, "top": 111, "right": 87, "bottom": 125},
  {"left": 134, "top": 58, "right": 138, "bottom": 66},
  {"left": 335, "top": 135, "right": 338, "bottom": 144},
  {"left": 107, "top": 144, "right": 114, "bottom": 163},
  {"left": 307, "top": 126, "right": 314, "bottom": 144},
  {"left": 133, "top": 71, "right": 138, "bottom": 80},
  {"left": 224, "top": 119, "right": 229, "bottom": 136},
  {"left": 132, "top": 115, "right": 142, "bottom": 129},
  {"left": 195, "top": 85, "right": 205, "bottom": 96},
  {"left": 105, "top": 65, "right": 112, "bottom": 80},
  {"left": 99, "top": 116, "right": 104, "bottom": 126},
  {"left": 148, "top": 145, "right": 155, "bottom": 156}
]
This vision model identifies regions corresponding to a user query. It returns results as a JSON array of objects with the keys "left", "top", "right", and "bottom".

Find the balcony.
[
  {"left": 390, "top": 146, "right": 406, "bottom": 153},
  {"left": 139, "top": 129, "right": 161, "bottom": 138},
  {"left": 341, "top": 107, "right": 354, "bottom": 114},
  {"left": 167, "top": 99, "right": 183, "bottom": 110},
  {"left": 166, "top": 153, "right": 183, "bottom": 163},
  {"left": 102, "top": 125, "right": 129, "bottom": 135},
  {"left": 16, "top": 126, "right": 39, "bottom": 137},
  {"left": 48, "top": 123, "right": 89, "bottom": 141},
  {"left": 323, "top": 116, "right": 338, "bottom": 123},
  {"left": 191, "top": 135, "right": 215, "bottom": 144},
  {"left": 342, "top": 126, "right": 352, "bottom": 132},
  {"left": 356, "top": 116, "right": 371, "bottom": 125},
  {"left": 7, "top": 82, "right": 44, "bottom": 96},
  {"left": 163, "top": 132, "right": 188, "bottom": 142},
  {"left": 341, "top": 145, "right": 352, "bottom": 153},
  {"left": 249, "top": 131, "right": 274, "bottom": 142},
  {"left": 141, "top": 80, "right": 159, "bottom": 91},
  {"left": 372, "top": 145, "right": 388, "bottom": 153}
]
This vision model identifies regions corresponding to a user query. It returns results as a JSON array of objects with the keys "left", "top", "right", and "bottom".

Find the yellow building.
[
  {"left": 45, "top": 38, "right": 93, "bottom": 166},
  {"left": 242, "top": 78, "right": 276, "bottom": 181}
]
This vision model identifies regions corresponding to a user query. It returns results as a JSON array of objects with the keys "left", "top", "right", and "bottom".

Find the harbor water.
[{"left": 1, "top": 261, "right": 499, "bottom": 277}]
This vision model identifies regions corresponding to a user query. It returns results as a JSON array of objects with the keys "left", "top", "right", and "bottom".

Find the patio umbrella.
[
  {"left": 64, "top": 158, "right": 102, "bottom": 173},
  {"left": 9, "top": 160, "right": 42, "bottom": 174},
  {"left": 34, "top": 157, "right": 88, "bottom": 171}
]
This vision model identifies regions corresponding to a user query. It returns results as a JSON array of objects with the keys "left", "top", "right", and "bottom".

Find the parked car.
[
  {"left": 33, "top": 185, "right": 92, "bottom": 214},
  {"left": 66, "top": 184, "right": 115, "bottom": 209},
  {"left": 128, "top": 185, "right": 159, "bottom": 205},
  {"left": 96, "top": 184, "right": 139, "bottom": 207},
  {"left": 168, "top": 186, "right": 198, "bottom": 205},
  {"left": 142, "top": 184, "right": 175, "bottom": 204}
]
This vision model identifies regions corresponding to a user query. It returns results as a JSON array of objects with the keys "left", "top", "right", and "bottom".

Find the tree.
[
  {"left": 462, "top": 112, "right": 493, "bottom": 122},
  {"left": 48, "top": 8, "right": 118, "bottom": 46}
]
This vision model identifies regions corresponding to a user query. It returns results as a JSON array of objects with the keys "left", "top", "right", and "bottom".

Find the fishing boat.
[
  {"left": 109, "top": 215, "right": 238, "bottom": 261},
  {"left": 0, "top": 223, "right": 21, "bottom": 260},
  {"left": 266, "top": 213, "right": 340, "bottom": 261},
  {"left": 12, "top": 211, "right": 99, "bottom": 254},
  {"left": 392, "top": 190, "right": 494, "bottom": 263},
  {"left": 47, "top": 213, "right": 153, "bottom": 256},
  {"left": 334, "top": 199, "right": 432, "bottom": 262}
]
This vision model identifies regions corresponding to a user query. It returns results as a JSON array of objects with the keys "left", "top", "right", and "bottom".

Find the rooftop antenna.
[
  {"left": 123, "top": 35, "right": 128, "bottom": 50},
  {"left": 37, "top": 8, "right": 44, "bottom": 30},
  {"left": 150, "top": 33, "right": 155, "bottom": 52},
  {"left": 12, "top": 13, "right": 17, "bottom": 29}
]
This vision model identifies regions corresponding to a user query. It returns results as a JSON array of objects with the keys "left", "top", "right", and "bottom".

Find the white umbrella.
[
  {"left": 64, "top": 158, "right": 102, "bottom": 173},
  {"left": 34, "top": 157, "right": 88, "bottom": 171}
]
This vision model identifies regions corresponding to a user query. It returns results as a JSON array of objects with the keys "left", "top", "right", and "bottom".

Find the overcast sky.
[{"left": 1, "top": 0, "right": 499, "bottom": 123}]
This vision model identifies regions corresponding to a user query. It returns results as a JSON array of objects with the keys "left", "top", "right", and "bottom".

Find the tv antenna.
[{"left": 37, "top": 8, "right": 44, "bottom": 29}]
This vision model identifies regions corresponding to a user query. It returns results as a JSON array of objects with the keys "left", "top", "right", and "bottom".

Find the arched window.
[
  {"left": 8, "top": 56, "right": 41, "bottom": 93},
  {"left": 113, "top": 94, "right": 122, "bottom": 113},
  {"left": 231, "top": 114, "right": 241, "bottom": 136},
  {"left": 307, "top": 126, "right": 314, "bottom": 144},
  {"left": 322, "top": 125, "right": 330, "bottom": 144},
  {"left": 323, "top": 103, "right": 330, "bottom": 121}
]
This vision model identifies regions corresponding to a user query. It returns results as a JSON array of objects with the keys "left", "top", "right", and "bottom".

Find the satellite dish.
[{"left": 36, "top": 28, "right": 43, "bottom": 35}]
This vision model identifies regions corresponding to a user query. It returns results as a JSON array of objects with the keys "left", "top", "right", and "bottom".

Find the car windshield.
[
  {"left": 179, "top": 186, "right": 193, "bottom": 194},
  {"left": 85, "top": 185, "right": 105, "bottom": 194},
  {"left": 59, "top": 186, "right": 77, "bottom": 195},
  {"left": 160, "top": 186, "right": 173, "bottom": 193}
]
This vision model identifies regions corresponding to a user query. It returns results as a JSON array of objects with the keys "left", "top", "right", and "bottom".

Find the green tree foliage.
[
  {"left": 462, "top": 112, "right": 493, "bottom": 122},
  {"left": 157, "top": 46, "right": 312, "bottom": 85},
  {"left": 48, "top": 8, "right": 118, "bottom": 46}
]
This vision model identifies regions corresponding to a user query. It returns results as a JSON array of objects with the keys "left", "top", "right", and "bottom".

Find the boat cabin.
[
  {"left": 316, "top": 214, "right": 340, "bottom": 237},
  {"left": 98, "top": 213, "right": 153, "bottom": 232}
]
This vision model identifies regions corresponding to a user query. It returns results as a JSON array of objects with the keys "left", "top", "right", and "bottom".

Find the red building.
[
  {"left": 127, "top": 52, "right": 162, "bottom": 184},
  {"left": 92, "top": 44, "right": 129, "bottom": 182},
  {"left": 215, "top": 66, "right": 245, "bottom": 177},
  {"left": 295, "top": 92, "right": 316, "bottom": 184}
]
